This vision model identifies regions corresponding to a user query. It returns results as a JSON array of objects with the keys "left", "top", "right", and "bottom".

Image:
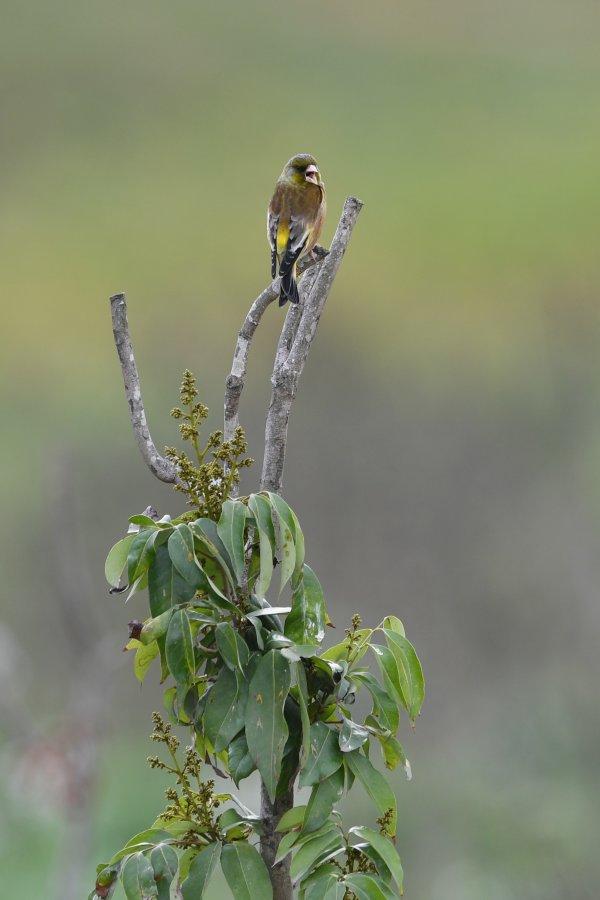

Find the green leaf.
[
  {"left": 302, "top": 867, "right": 344, "bottom": 899},
  {"left": 139, "top": 609, "right": 173, "bottom": 646},
  {"left": 245, "top": 650, "right": 291, "bottom": 803},
  {"left": 203, "top": 667, "right": 248, "bottom": 752},
  {"left": 247, "top": 606, "right": 291, "bottom": 619},
  {"left": 229, "top": 793, "right": 260, "bottom": 821},
  {"left": 345, "top": 752, "right": 397, "bottom": 836},
  {"left": 177, "top": 848, "right": 197, "bottom": 884},
  {"left": 220, "top": 841, "right": 273, "bottom": 900},
  {"left": 302, "top": 766, "right": 345, "bottom": 834},
  {"left": 168, "top": 524, "right": 204, "bottom": 587},
  {"left": 181, "top": 841, "right": 221, "bottom": 899},
  {"left": 246, "top": 593, "right": 284, "bottom": 633},
  {"left": 216, "top": 807, "right": 260, "bottom": 840},
  {"left": 290, "top": 510, "right": 305, "bottom": 582},
  {"left": 148, "top": 544, "right": 195, "bottom": 616},
  {"left": 370, "top": 645, "right": 404, "bottom": 716},
  {"left": 350, "top": 671, "right": 399, "bottom": 735},
  {"left": 152, "top": 817, "right": 197, "bottom": 837},
  {"left": 381, "top": 616, "right": 405, "bottom": 636},
  {"left": 285, "top": 565, "right": 326, "bottom": 648},
  {"left": 108, "top": 830, "right": 172, "bottom": 865},
  {"left": 134, "top": 640, "right": 159, "bottom": 683},
  {"left": 296, "top": 663, "right": 311, "bottom": 767},
  {"left": 278, "top": 717, "right": 302, "bottom": 798},
  {"left": 165, "top": 609, "right": 195, "bottom": 686},
  {"left": 355, "top": 845, "right": 394, "bottom": 889},
  {"left": 275, "top": 823, "right": 337, "bottom": 865},
  {"left": 299, "top": 722, "right": 343, "bottom": 787},
  {"left": 105, "top": 534, "right": 135, "bottom": 587},
  {"left": 383, "top": 630, "right": 425, "bottom": 722},
  {"left": 120, "top": 852, "right": 158, "bottom": 899},
  {"left": 343, "top": 873, "right": 396, "bottom": 900},
  {"left": 215, "top": 622, "right": 250, "bottom": 673},
  {"left": 378, "top": 734, "right": 408, "bottom": 772},
  {"left": 167, "top": 522, "right": 203, "bottom": 590},
  {"left": 169, "top": 525, "right": 235, "bottom": 611},
  {"left": 122, "top": 829, "right": 172, "bottom": 852},
  {"left": 127, "top": 529, "right": 159, "bottom": 585},
  {"left": 290, "top": 830, "right": 345, "bottom": 883},
  {"left": 274, "top": 828, "right": 302, "bottom": 865},
  {"left": 150, "top": 844, "right": 178, "bottom": 899},
  {"left": 266, "top": 492, "right": 305, "bottom": 581},
  {"left": 217, "top": 499, "right": 247, "bottom": 584},
  {"left": 191, "top": 518, "right": 235, "bottom": 584},
  {"left": 228, "top": 732, "right": 256, "bottom": 785},
  {"left": 349, "top": 827, "right": 403, "bottom": 892},
  {"left": 248, "top": 494, "right": 276, "bottom": 598},
  {"left": 266, "top": 495, "right": 296, "bottom": 595},
  {"left": 128, "top": 514, "right": 164, "bottom": 527},
  {"left": 218, "top": 808, "right": 248, "bottom": 833},
  {"left": 339, "top": 716, "right": 369, "bottom": 753},
  {"left": 277, "top": 805, "right": 307, "bottom": 833},
  {"left": 321, "top": 629, "right": 372, "bottom": 665}
]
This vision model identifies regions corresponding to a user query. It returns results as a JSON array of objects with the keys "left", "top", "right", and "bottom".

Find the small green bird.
[{"left": 268, "top": 153, "right": 326, "bottom": 306}]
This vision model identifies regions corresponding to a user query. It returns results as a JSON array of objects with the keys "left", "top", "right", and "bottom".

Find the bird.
[{"left": 267, "top": 153, "right": 326, "bottom": 306}]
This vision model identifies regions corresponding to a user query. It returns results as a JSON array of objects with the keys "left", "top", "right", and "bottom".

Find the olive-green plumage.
[{"left": 267, "top": 153, "right": 326, "bottom": 306}]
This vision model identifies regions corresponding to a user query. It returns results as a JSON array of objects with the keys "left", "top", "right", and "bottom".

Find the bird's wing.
[
  {"left": 267, "top": 207, "right": 279, "bottom": 278},
  {"left": 278, "top": 214, "right": 311, "bottom": 278}
]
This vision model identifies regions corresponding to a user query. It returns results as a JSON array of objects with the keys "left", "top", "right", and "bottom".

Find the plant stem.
[{"left": 259, "top": 782, "right": 295, "bottom": 900}]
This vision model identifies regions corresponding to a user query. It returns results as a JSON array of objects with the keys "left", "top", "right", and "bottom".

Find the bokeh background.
[{"left": 2, "top": 1, "right": 600, "bottom": 897}]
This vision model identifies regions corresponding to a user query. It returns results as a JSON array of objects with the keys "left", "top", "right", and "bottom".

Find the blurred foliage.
[{"left": 2, "top": 1, "right": 600, "bottom": 898}]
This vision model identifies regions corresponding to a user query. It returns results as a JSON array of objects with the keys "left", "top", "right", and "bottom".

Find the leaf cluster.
[
  {"left": 91, "top": 712, "right": 265, "bottom": 900},
  {"left": 95, "top": 386, "right": 425, "bottom": 899}
]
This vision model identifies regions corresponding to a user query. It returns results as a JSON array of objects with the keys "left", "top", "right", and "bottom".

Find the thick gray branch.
[
  {"left": 223, "top": 247, "right": 328, "bottom": 442},
  {"left": 273, "top": 264, "right": 320, "bottom": 371},
  {"left": 260, "top": 196, "right": 363, "bottom": 493},
  {"left": 110, "top": 293, "right": 178, "bottom": 483}
]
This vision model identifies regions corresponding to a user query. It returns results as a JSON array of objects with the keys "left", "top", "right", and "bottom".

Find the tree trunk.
[{"left": 259, "top": 781, "right": 295, "bottom": 900}]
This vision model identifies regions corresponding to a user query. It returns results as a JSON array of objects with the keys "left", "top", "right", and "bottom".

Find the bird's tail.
[{"left": 279, "top": 262, "right": 300, "bottom": 306}]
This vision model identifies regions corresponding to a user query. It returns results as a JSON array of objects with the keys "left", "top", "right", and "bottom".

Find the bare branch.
[
  {"left": 110, "top": 293, "right": 178, "bottom": 484},
  {"left": 273, "top": 263, "right": 321, "bottom": 371},
  {"left": 223, "top": 247, "right": 328, "bottom": 442},
  {"left": 260, "top": 196, "right": 363, "bottom": 493}
]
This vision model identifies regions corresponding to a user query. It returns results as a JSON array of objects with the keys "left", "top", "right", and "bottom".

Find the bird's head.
[{"left": 282, "top": 153, "right": 323, "bottom": 186}]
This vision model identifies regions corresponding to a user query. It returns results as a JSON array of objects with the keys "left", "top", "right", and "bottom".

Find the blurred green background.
[{"left": 2, "top": 1, "right": 600, "bottom": 897}]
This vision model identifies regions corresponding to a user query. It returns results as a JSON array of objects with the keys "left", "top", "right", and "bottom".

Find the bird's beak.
[{"left": 305, "top": 165, "right": 319, "bottom": 185}]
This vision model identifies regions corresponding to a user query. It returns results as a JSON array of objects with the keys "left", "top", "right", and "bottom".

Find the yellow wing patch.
[{"left": 276, "top": 221, "right": 290, "bottom": 253}]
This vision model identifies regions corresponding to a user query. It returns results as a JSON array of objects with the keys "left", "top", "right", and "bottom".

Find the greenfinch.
[{"left": 267, "top": 153, "right": 326, "bottom": 306}]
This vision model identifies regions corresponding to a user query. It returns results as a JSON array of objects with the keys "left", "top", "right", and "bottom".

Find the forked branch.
[{"left": 223, "top": 246, "right": 328, "bottom": 442}]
